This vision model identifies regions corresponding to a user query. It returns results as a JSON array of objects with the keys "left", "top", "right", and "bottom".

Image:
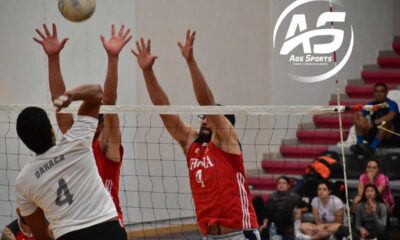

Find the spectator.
[
  {"left": 355, "top": 184, "right": 387, "bottom": 240},
  {"left": 254, "top": 176, "right": 307, "bottom": 240},
  {"left": 353, "top": 159, "right": 395, "bottom": 213},
  {"left": 297, "top": 180, "right": 347, "bottom": 240},
  {"left": 353, "top": 83, "right": 400, "bottom": 153}
]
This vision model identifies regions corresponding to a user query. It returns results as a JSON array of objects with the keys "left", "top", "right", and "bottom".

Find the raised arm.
[
  {"left": 53, "top": 84, "right": 103, "bottom": 119},
  {"left": 34, "top": 23, "right": 73, "bottom": 134},
  {"left": 98, "top": 24, "right": 132, "bottom": 162},
  {"left": 178, "top": 30, "right": 215, "bottom": 106},
  {"left": 178, "top": 30, "right": 239, "bottom": 154},
  {"left": 132, "top": 38, "right": 197, "bottom": 155}
]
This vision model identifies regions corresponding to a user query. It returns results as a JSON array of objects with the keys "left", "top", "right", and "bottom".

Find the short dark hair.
[
  {"left": 224, "top": 114, "right": 235, "bottom": 126},
  {"left": 318, "top": 179, "right": 332, "bottom": 191},
  {"left": 98, "top": 113, "right": 104, "bottom": 125},
  {"left": 374, "top": 83, "right": 388, "bottom": 92},
  {"left": 277, "top": 176, "right": 290, "bottom": 185},
  {"left": 17, "top": 107, "right": 54, "bottom": 154},
  {"left": 366, "top": 159, "right": 381, "bottom": 170},
  {"left": 360, "top": 183, "right": 384, "bottom": 204},
  {"left": 216, "top": 104, "right": 235, "bottom": 126}
]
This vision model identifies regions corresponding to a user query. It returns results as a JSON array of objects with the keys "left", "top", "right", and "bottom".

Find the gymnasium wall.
[
  {"left": 395, "top": 0, "right": 400, "bottom": 36},
  {"left": 0, "top": 1, "right": 395, "bottom": 109},
  {"left": 0, "top": 0, "right": 136, "bottom": 105}
]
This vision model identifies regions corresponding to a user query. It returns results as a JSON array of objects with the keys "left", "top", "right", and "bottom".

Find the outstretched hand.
[
  {"left": 177, "top": 29, "right": 196, "bottom": 63},
  {"left": 131, "top": 38, "right": 158, "bottom": 71},
  {"left": 101, "top": 24, "right": 132, "bottom": 57},
  {"left": 33, "top": 23, "right": 68, "bottom": 56}
]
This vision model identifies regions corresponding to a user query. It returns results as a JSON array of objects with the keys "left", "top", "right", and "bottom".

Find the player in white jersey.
[{"left": 15, "top": 84, "right": 126, "bottom": 240}]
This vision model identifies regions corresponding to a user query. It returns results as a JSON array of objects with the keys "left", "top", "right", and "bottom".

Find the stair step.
[
  {"left": 378, "top": 56, "right": 400, "bottom": 68},
  {"left": 262, "top": 159, "right": 311, "bottom": 175},
  {"left": 362, "top": 69, "right": 400, "bottom": 84},
  {"left": 296, "top": 129, "right": 349, "bottom": 144},
  {"left": 247, "top": 176, "right": 277, "bottom": 190},
  {"left": 313, "top": 114, "right": 353, "bottom": 128},
  {"left": 280, "top": 144, "right": 330, "bottom": 158},
  {"left": 393, "top": 41, "right": 400, "bottom": 54},
  {"left": 346, "top": 84, "right": 397, "bottom": 98}
]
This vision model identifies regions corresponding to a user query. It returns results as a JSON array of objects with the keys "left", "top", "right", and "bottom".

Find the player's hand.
[
  {"left": 53, "top": 92, "right": 72, "bottom": 112},
  {"left": 101, "top": 24, "right": 132, "bottom": 57},
  {"left": 177, "top": 29, "right": 196, "bottom": 63},
  {"left": 33, "top": 23, "right": 68, "bottom": 57},
  {"left": 131, "top": 38, "right": 158, "bottom": 71}
]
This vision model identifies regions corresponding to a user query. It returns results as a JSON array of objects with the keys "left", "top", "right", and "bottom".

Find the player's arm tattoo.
[{"left": 0, "top": 227, "right": 16, "bottom": 240}]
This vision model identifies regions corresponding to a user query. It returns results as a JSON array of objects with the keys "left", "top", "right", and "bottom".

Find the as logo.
[
  {"left": 281, "top": 12, "right": 345, "bottom": 55},
  {"left": 273, "top": 0, "right": 354, "bottom": 83}
]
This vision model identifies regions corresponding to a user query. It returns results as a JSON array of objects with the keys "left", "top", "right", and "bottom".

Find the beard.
[{"left": 195, "top": 127, "right": 212, "bottom": 143}]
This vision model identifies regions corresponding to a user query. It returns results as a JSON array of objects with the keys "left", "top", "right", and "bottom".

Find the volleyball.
[{"left": 58, "top": 0, "right": 96, "bottom": 22}]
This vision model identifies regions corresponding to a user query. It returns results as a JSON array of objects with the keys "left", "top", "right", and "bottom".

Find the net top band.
[{"left": 0, "top": 104, "right": 345, "bottom": 115}]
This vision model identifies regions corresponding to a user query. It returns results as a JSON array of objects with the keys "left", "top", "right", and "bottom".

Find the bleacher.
[{"left": 247, "top": 36, "right": 400, "bottom": 238}]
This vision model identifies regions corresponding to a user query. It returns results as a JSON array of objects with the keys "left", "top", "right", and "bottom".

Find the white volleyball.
[{"left": 58, "top": 0, "right": 96, "bottom": 22}]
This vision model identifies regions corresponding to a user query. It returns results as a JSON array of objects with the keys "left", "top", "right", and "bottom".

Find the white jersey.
[{"left": 16, "top": 116, "right": 117, "bottom": 239}]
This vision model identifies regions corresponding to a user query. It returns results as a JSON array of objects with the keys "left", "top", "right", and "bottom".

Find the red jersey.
[
  {"left": 6, "top": 219, "right": 35, "bottom": 240},
  {"left": 187, "top": 141, "right": 258, "bottom": 235},
  {"left": 92, "top": 140, "right": 124, "bottom": 226}
]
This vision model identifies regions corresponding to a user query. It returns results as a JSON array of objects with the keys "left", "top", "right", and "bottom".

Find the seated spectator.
[
  {"left": 352, "top": 83, "right": 400, "bottom": 153},
  {"left": 253, "top": 176, "right": 307, "bottom": 240},
  {"left": 297, "top": 180, "right": 348, "bottom": 240},
  {"left": 353, "top": 159, "right": 395, "bottom": 213},
  {"left": 355, "top": 184, "right": 387, "bottom": 240}
]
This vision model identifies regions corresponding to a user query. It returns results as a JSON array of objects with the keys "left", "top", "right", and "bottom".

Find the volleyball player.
[
  {"left": 33, "top": 23, "right": 131, "bottom": 228},
  {"left": 132, "top": 30, "right": 259, "bottom": 240},
  {"left": 16, "top": 84, "right": 126, "bottom": 240},
  {"left": 1, "top": 209, "right": 36, "bottom": 240}
]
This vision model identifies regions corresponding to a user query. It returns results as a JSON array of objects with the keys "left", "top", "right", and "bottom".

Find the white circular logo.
[{"left": 273, "top": 0, "right": 354, "bottom": 83}]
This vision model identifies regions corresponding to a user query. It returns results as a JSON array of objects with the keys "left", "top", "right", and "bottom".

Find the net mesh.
[{"left": 0, "top": 104, "right": 347, "bottom": 239}]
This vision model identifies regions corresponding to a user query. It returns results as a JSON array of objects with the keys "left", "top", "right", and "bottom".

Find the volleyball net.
[{"left": 0, "top": 104, "right": 350, "bottom": 239}]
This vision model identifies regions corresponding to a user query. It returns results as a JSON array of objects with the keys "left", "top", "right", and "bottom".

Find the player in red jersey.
[
  {"left": 132, "top": 30, "right": 259, "bottom": 239},
  {"left": 1, "top": 209, "right": 37, "bottom": 240},
  {"left": 33, "top": 23, "right": 131, "bottom": 230}
]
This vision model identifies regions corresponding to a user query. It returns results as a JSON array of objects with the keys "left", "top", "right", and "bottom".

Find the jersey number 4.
[{"left": 55, "top": 178, "right": 74, "bottom": 206}]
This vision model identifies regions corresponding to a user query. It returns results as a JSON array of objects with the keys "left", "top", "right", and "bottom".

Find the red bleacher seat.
[
  {"left": 262, "top": 160, "right": 310, "bottom": 175},
  {"left": 280, "top": 145, "right": 329, "bottom": 158},
  {"left": 313, "top": 114, "right": 353, "bottom": 129},
  {"left": 362, "top": 69, "right": 400, "bottom": 84},
  {"left": 346, "top": 84, "right": 396, "bottom": 98},
  {"left": 297, "top": 129, "right": 349, "bottom": 145}
]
